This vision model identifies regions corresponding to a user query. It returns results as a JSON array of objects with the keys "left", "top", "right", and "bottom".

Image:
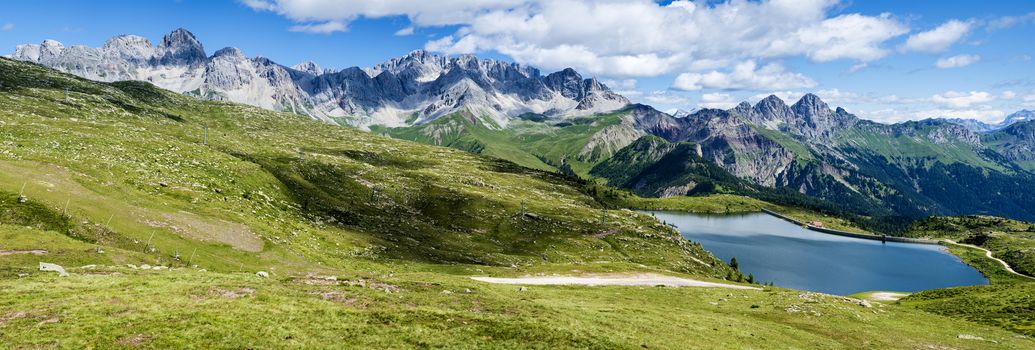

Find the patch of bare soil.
[
  {"left": 117, "top": 333, "right": 150, "bottom": 347},
  {"left": 0, "top": 250, "right": 48, "bottom": 256}
]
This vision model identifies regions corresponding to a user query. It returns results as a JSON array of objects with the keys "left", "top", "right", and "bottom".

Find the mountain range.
[
  {"left": 9, "top": 28, "right": 628, "bottom": 128},
  {"left": 10, "top": 28, "right": 1035, "bottom": 230},
  {"left": 941, "top": 110, "right": 1035, "bottom": 133}
]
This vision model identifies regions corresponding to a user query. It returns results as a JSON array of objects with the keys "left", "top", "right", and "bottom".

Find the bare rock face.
[
  {"left": 10, "top": 30, "right": 629, "bottom": 128},
  {"left": 154, "top": 28, "right": 206, "bottom": 67},
  {"left": 986, "top": 119, "right": 1035, "bottom": 165}
]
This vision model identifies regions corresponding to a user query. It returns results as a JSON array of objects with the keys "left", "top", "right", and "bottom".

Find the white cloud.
[
  {"left": 930, "top": 91, "right": 996, "bottom": 108},
  {"left": 394, "top": 26, "right": 415, "bottom": 36},
  {"left": 240, "top": 0, "right": 276, "bottom": 11},
  {"left": 777, "top": 13, "right": 908, "bottom": 62},
  {"left": 900, "top": 19, "right": 971, "bottom": 53},
  {"left": 602, "top": 78, "right": 637, "bottom": 90},
  {"left": 1001, "top": 91, "right": 1017, "bottom": 100},
  {"left": 863, "top": 108, "right": 1006, "bottom": 124},
  {"left": 602, "top": 79, "right": 641, "bottom": 98},
  {"left": 935, "top": 54, "right": 980, "bottom": 69},
  {"left": 672, "top": 61, "right": 817, "bottom": 91},
  {"left": 1024, "top": 94, "right": 1035, "bottom": 107},
  {"left": 987, "top": 12, "right": 1035, "bottom": 31},
  {"left": 847, "top": 62, "right": 869, "bottom": 73},
  {"left": 698, "top": 93, "right": 738, "bottom": 109},
  {"left": 289, "top": 21, "right": 347, "bottom": 34},
  {"left": 0, "top": 23, "right": 13, "bottom": 32},
  {"left": 643, "top": 90, "right": 688, "bottom": 105},
  {"left": 245, "top": 0, "right": 910, "bottom": 78}
]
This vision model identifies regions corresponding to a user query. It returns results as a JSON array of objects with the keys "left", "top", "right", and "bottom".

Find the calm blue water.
[{"left": 648, "top": 211, "right": 988, "bottom": 295}]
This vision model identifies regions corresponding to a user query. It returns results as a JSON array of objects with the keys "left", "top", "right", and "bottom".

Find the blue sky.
[{"left": 2, "top": 0, "right": 1033, "bottom": 123}]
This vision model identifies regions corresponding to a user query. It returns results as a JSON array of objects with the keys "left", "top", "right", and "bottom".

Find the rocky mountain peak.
[
  {"left": 544, "top": 68, "right": 585, "bottom": 100},
  {"left": 212, "top": 47, "right": 245, "bottom": 59},
  {"left": 102, "top": 35, "right": 155, "bottom": 64},
  {"left": 791, "top": 93, "right": 835, "bottom": 127},
  {"left": 103, "top": 35, "right": 151, "bottom": 50},
  {"left": 753, "top": 95, "right": 790, "bottom": 114},
  {"left": 155, "top": 28, "right": 206, "bottom": 66},
  {"left": 292, "top": 60, "right": 322, "bottom": 75},
  {"left": 792, "top": 93, "right": 829, "bottom": 115},
  {"left": 41, "top": 39, "right": 64, "bottom": 49},
  {"left": 757, "top": 94, "right": 786, "bottom": 107},
  {"left": 1004, "top": 110, "right": 1034, "bottom": 125},
  {"left": 161, "top": 28, "right": 201, "bottom": 47}
]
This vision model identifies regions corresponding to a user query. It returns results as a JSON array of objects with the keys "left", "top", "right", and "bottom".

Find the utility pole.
[
  {"left": 144, "top": 231, "right": 155, "bottom": 253},
  {"left": 187, "top": 248, "right": 197, "bottom": 267}
]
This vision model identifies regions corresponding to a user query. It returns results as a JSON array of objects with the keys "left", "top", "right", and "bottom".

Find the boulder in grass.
[
  {"left": 39, "top": 262, "right": 69, "bottom": 277},
  {"left": 256, "top": 271, "right": 269, "bottom": 278}
]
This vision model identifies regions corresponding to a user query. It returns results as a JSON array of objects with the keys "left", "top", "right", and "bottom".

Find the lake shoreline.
[
  {"left": 647, "top": 210, "right": 989, "bottom": 295},
  {"left": 760, "top": 208, "right": 942, "bottom": 245}
]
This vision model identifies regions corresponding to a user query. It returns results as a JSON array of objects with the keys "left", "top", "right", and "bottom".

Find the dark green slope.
[{"left": 372, "top": 107, "right": 646, "bottom": 176}]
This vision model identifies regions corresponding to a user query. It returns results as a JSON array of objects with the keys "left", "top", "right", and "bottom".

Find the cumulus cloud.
[
  {"left": 672, "top": 61, "right": 817, "bottom": 91},
  {"left": 243, "top": 0, "right": 911, "bottom": 78},
  {"left": 900, "top": 19, "right": 971, "bottom": 53},
  {"left": 935, "top": 54, "right": 980, "bottom": 69},
  {"left": 930, "top": 91, "right": 996, "bottom": 108},
  {"left": 0, "top": 23, "right": 13, "bottom": 32},
  {"left": 289, "top": 21, "right": 347, "bottom": 34}
]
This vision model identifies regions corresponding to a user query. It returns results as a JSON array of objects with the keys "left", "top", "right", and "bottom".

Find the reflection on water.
[{"left": 648, "top": 211, "right": 988, "bottom": 295}]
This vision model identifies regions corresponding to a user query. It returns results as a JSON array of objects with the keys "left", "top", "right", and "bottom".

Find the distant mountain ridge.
[
  {"left": 9, "top": 28, "right": 629, "bottom": 128},
  {"left": 941, "top": 110, "right": 1035, "bottom": 133},
  {"left": 615, "top": 94, "right": 1035, "bottom": 224}
]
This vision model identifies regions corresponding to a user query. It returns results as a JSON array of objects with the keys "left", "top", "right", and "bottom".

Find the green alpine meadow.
[{"left": 4, "top": 1, "right": 1035, "bottom": 348}]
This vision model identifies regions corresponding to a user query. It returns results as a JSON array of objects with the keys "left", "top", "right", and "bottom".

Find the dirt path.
[
  {"left": 0, "top": 250, "right": 48, "bottom": 256},
  {"left": 471, "top": 273, "right": 761, "bottom": 289},
  {"left": 943, "top": 240, "right": 1035, "bottom": 280}
]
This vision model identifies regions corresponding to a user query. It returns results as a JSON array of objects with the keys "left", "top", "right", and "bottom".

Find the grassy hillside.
[
  {"left": 372, "top": 108, "right": 643, "bottom": 176},
  {"left": 2, "top": 57, "right": 1034, "bottom": 348},
  {"left": 897, "top": 215, "right": 1035, "bottom": 336},
  {"left": 905, "top": 216, "right": 1035, "bottom": 277},
  {"left": 0, "top": 56, "right": 731, "bottom": 275}
]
